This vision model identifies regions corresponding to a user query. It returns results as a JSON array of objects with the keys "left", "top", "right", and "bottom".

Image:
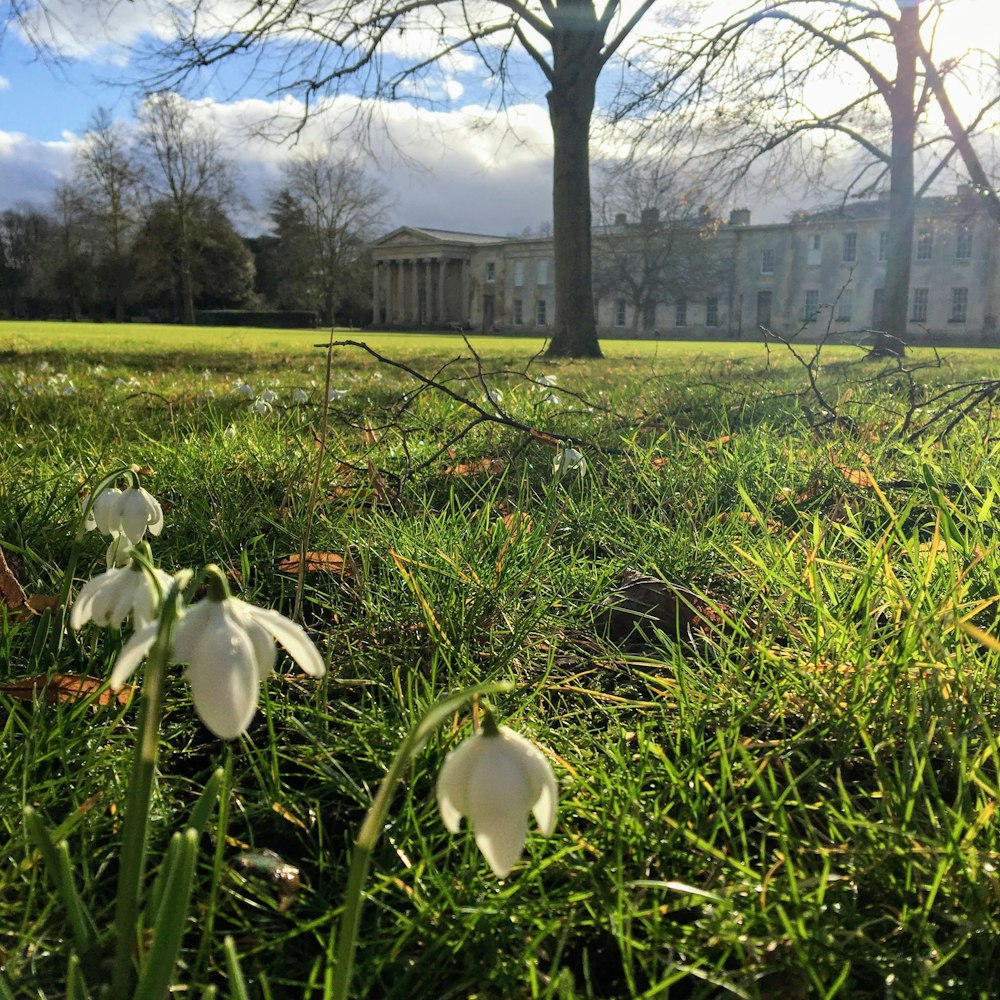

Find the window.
[
  {"left": 951, "top": 287, "right": 968, "bottom": 323},
  {"left": 535, "top": 299, "right": 547, "bottom": 326},
  {"left": 916, "top": 229, "right": 933, "bottom": 261},
  {"left": 761, "top": 248, "right": 776, "bottom": 274},
  {"left": 956, "top": 226, "right": 973, "bottom": 260},
  {"left": 485, "top": 261, "right": 495, "bottom": 283},
  {"left": 512, "top": 299, "right": 523, "bottom": 325},
  {"left": 803, "top": 289, "right": 820, "bottom": 320},
  {"left": 675, "top": 298, "right": 687, "bottom": 327},
  {"left": 642, "top": 299, "right": 656, "bottom": 331},
  {"left": 836, "top": 288, "right": 853, "bottom": 322},
  {"left": 537, "top": 259, "right": 549, "bottom": 285},
  {"left": 911, "top": 287, "right": 928, "bottom": 323},
  {"left": 513, "top": 260, "right": 525, "bottom": 287},
  {"left": 878, "top": 230, "right": 889, "bottom": 262},
  {"left": 807, "top": 234, "right": 822, "bottom": 266},
  {"left": 842, "top": 232, "right": 857, "bottom": 263},
  {"left": 705, "top": 296, "right": 719, "bottom": 327},
  {"left": 614, "top": 299, "right": 627, "bottom": 328}
]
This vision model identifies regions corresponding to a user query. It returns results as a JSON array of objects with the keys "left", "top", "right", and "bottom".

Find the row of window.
[
  {"left": 761, "top": 227, "right": 975, "bottom": 274},
  {"left": 511, "top": 298, "right": 547, "bottom": 326},
  {"left": 803, "top": 286, "right": 970, "bottom": 324},
  {"left": 508, "top": 287, "right": 971, "bottom": 328},
  {"left": 484, "top": 260, "right": 550, "bottom": 286},
  {"left": 611, "top": 297, "right": 720, "bottom": 329}
]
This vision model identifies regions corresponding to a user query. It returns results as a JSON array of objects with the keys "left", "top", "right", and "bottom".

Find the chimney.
[
  {"left": 729, "top": 208, "right": 751, "bottom": 225},
  {"left": 640, "top": 207, "right": 660, "bottom": 226},
  {"left": 614, "top": 212, "right": 627, "bottom": 226}
]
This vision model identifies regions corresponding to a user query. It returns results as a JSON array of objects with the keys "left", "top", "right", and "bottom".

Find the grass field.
[{"left": 5, "top": 321, "right": 1000, "bottom": 999}]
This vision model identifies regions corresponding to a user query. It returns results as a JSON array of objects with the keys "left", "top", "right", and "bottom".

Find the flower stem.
[
  {"left": 109, "top": 581, "right": 183, "bottom": 998},
  {"left": 324, "top": 679, "right": 514, "bottom": 1000}
]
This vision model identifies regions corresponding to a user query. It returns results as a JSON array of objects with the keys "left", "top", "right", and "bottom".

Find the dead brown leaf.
[
  {"left": 0, "top": 547, "right": 28, "bottom": 611},
  {"left": 275, "top": 551, "right": 355, "bottom": 577},
  {"left": 1, "top": 673, "right": 132, "bottom": 707},
  {"left": 441, "top": 458, "right": 505, "bottom": 477}
]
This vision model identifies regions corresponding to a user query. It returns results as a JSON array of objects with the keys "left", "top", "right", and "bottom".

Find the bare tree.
[
  {"left": 136, "top": 92, "right": 237, "bottom": 325},
  {"left": 75, "top": 108, "right": 142, "bottom": 322},
  {"left": 135, "top": 0, "right": 681, "bottom": 358},
  {"left": 630, "top": 0, "right": 1000, "bottom": 350},
  {"left": 593, "top": 164, "right": 724, "bottom": 334},
  {"left": 281, "top": 152, "right": 389, "bottom": 325}
]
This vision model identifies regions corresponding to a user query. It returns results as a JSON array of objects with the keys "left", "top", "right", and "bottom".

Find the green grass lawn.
[{"left": 4, "top": 322, "right": 1000, "bottom": 998}]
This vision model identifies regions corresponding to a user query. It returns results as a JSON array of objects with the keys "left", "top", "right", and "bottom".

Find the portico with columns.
[{"left": 370, "top": 227, "right": 505, "bottom": 329}]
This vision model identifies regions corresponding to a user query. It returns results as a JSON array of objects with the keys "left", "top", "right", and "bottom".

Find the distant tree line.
[{"left": 0, "top": 96, "right": 389, "bottom": 326}]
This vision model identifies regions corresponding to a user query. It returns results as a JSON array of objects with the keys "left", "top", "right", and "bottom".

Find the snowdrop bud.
[
  {"left": 436, "top": 719, "right": 558, "bottom": 878},
  {"left": 235, "top": 382, "right": 254, "bottom": 398},
  {"left": 292, "top": 388, "right": 309, "bottom": 403},
  {"left": 328, "top": 388, "right": 349, "bottom": 402},
  {"left": 250, "top": 398, "right": 272, "bottom": 415},
  {"left": 261, "top": 389, "right": 279, "bottom": 404},
  {"left": 106, "top": 534, "right": 133, "bottom": 568},
  {"left": 536, "top": 374, "right": 557, "bottom": 388},
  {"left": 223, "top": 425, "right": 237, "bottom": 441}
]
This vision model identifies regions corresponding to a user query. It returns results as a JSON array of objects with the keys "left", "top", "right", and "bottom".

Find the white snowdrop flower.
[
  {"left": 292, "top": 388, "right": 309, "bottom": 403},
  {"left": 235, "top": 382, "right": 255, "bottom": 398},
  {"left": 116, "top": 486, "right": 164, "bottom": 544},
  {"left": 61, "top": 383, "right": 77, "bottom": 396},
  {"left": 89, "top": 488, "right": 123, "bottom": 535},
  {"left": 223, "top": 424, "right": 237, "bottom": 441},
  {"left": 91, "top": 364, "right": 106, "bottom": 375},
  {"left": 436, "top": 720, "right": 558, "bottom": 878},
  {"left": 201, "top": 369, "right": 212, "bottom": 381},
  {"left": 250, "top": 398, "right": 272, "bottom": 415},
  {"left": 197, "top": 389, "right": 216, "bottom": 404},
  {"left": 71, "top": 562, "right": 173, "bottom": 631},
  {"left": 552, "top": 444, "right": 587, "bottom": 478},
  {"left": 542, "top": 393, "right": 561, "bottom": 405},
  {"left": 328, "top": 388, "right": 349, "bottom": 402},
  {"left": 111, "top": 572, "right": 326, "bottom": 740},
  {"left": 482, "top": 387, "right": 504, "bottom": 406},
  {"left": 37, "top": 361, "right": 52, "bottom": 373},
  {"left": 536, "top": 374, "right": 558, "bottom": 388},
  {"left": 261, "top": 389, "right": 279, "bottom": 404}
]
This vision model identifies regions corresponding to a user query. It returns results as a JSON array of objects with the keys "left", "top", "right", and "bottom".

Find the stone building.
[{"left": 370, "top": 186, "right": 1000, "bottom": 345}]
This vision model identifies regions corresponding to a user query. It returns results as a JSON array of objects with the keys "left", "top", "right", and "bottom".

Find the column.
[
  {"left": 396, "top": 261, "right": 405, "bottom": 324},
  {"left": 385, "top": 261, "right": 394, "bottom": 325},
  {"left": 425, "top": 258, "right": 434, "bottom": 324},
  {"left": 461, "top": 260, "right": 471, "bottom": 326},
  {"left": 410, "top": 259, "right": 420, "bottom": 324},
  {"left": 438, "top": 259, "right": 447, "bottom": 323},
  {"left": 372, "top": 262, "right": 380, "bottom": 326}
]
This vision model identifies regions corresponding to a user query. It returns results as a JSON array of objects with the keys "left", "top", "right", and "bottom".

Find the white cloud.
[
  {"left": 0, "top": 92, "right": 554, "bottom": 237},
  {"left": 0, "top": 131, "right": 74, "bottom": 209},
  {"left": 0, "top": 76, "right": 10, "bottom": 91}
]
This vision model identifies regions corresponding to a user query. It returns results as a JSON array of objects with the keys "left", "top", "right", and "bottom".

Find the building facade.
[{"left": 370, "top": 186, "right": 1000, "bottom": 345}]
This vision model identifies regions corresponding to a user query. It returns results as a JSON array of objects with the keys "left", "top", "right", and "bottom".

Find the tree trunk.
[
  {"left": 545, "top": 4, "right": 603, "bottom": 359},
  {"left": 876, "top": 3, "right": 920, "bottom": 357}
]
